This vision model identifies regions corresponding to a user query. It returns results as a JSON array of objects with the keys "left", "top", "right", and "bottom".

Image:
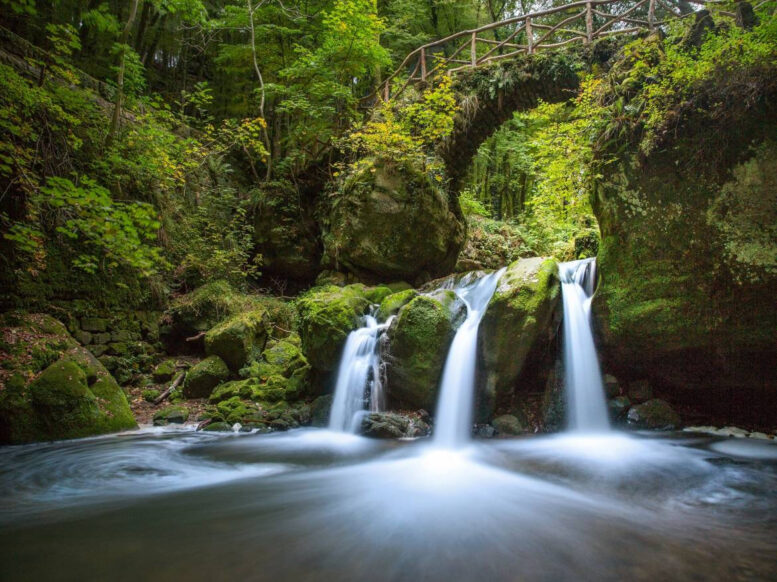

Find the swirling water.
[{"left": 1, "top": 427, "right": 776, "bottom": 581}]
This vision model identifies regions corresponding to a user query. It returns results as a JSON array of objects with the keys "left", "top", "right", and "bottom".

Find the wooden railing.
[{"left": 373, "top": 0, "right": 768, "bottom": 102}]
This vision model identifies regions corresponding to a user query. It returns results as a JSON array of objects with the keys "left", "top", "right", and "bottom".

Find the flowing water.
[
  {"left": 328, "top": 314, "right": 391, "bottom": 432},
  {"left": 433, "top": 268, "right": 506, "bottom": 448},
  {"left": 559, "top": 258, "right": 610, "bottom": 432},
  {"left": 1, "top": 428, "right": 776, "bottom": 581}
]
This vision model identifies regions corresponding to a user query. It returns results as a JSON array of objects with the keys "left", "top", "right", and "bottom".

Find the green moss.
[
  {"left": 295, "top": 284, "right": 370, "bottom": 371},
  {"left": 204, "top": 309, "right": 268, "bottom": 372},
  {"left": 183, "top": 355, "right": 231, "bottom": 398},
  {"left": 386, "top": 295, "right": 456, "bottom": 410},
  {"left": 378, "top": 289, "right": 418, "bottom": 320},
  {"left": 0, "top": 314, "right": 137, "bottom": 444},
  {"left": 364, "top": 286, "right": 393, "bottom": 304},
  {"left": 209, "top": 379, "right": 256, "bottom": 403},
  {"left": 153, "top": 405, "right": 189, "bottom": 425},
  {"left": 142, "top": 389, "right": 161, "bottom": 402},
  {"left": 241, "top": 335, "right": 311, "bottom": 398},
  {"left": 152, "top": 359, "right": 177, "bottom": 383},
  {"left": 479, "top": 258, "right": 560, "bottom": 420}
]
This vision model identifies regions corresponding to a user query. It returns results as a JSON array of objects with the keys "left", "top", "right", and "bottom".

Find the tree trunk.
[{"left": 105, "top": 0, "right": 141, "bottom": 148}]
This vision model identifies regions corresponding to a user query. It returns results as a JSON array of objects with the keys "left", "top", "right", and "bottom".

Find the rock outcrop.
[
  {"left": 324, "top": 158, "right": 465, "bottom": 284},
  {"left": 0, "top": 313, "right": 136, "bottom": 444}
]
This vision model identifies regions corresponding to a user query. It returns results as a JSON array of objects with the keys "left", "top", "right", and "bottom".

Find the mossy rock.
[
  {"left": 626, "top": 399, "right": 681, "bottom": 430},
  {"left": 205, "top": 310, "right": 268, "bottom": 372},
  {"left": 478, "top": 258, "right": 560, "bottom": 422},
  {"left": 385, "top": 294, "right": 458, "bottom": 410},
  {"left": 242, "top": 335, "right": 311, "bottom": 394},
  {"left": 378, "top": 289, "right": 419, "bottom": 321},
  {"left": 296, "top": 284, "right": 370, "bottom": 371},
  {"left": 153, "top": 405, "right": 190, "bottom": 426},
  {"left": 0, "top": 314, "right": 136, "bottom": 444},
  {"left": 183, "top": 355, "right": 230, "bottom": 398},
  {"left": 163, "top": 281, "right": 270, "bottom": 342},
  {"left": 142, "top": 389, "right": 161, "bottom": 403},
  {"left": 492, "top": 414, "right": 525, "bottom": 436},
  {"left": 310, "top": 394, "right": 333, "bottom": 427},
  {"left": 152, "top": 359, "right": 177, "bottom": 383},
  {"left": 323, "top": 158, "right": 465, "bottom": 282},
  {"left": 364, "top": 286, "right": 394, "bottom": 304}
]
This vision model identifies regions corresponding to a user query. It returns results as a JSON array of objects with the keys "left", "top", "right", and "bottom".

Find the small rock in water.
[
  {"left": 608, "top": 396, "right": 631, "bottom": 422},
  {"left": 749, "top": 432, "right": 773, "bottom": 441},
  {"left": 474, "top": 424, "right": 496, "bottom": 438},
  {"left": 361, "top": 412, "right": 411, "bottom": 439},
  {"left": 627, "top": 380, "right": 653, "bottom": 403},
  {"left": 491, "top": 414, "right": 524, "bottom": 436},
  {"left": 683, "top": 426, "right": 719, "bottom": 434},
  {"left": 626, "top": 399, "right": 681, "bottom": 430},
  {"left": 715, "top": 426, "right": 749, "bottom": 438}
]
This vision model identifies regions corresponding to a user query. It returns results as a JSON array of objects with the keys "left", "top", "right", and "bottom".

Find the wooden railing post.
[
  {"left": 526, "top": 17, "right": 533, "bottom": 54},
  {"left": 471, "top": 32, "right": 477, "bottom": 66},
  {"left": 420, "top": 48, "right": 427, "bottom": 82},
  {"left": 648, "top": 0, "right": 656, "bottom": 31},
  {"left": 586, "top": 2, "right": 594, "bottom": 43}
]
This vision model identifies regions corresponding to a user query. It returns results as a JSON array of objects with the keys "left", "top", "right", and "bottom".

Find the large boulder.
[
  {"left": 592, "top": 77, "right": 777, "bottom": 426},
  {"left": 183, "top": 355, "right": 230, "bottom": 398},
  {"left": 477, "top": 258, "right": 560, "bottom": 422},
  {"left": 296, "top": 284, "right": 370, "bottom": 371},
  {"left": 385, "top": 293, "right": 461, "bottom": 410},
  {"left": 0, "top": 313, "right": 136, "bottom": 444},
  {"left": 323, "top": 158, "right": 465, "bottom": 283},
  {"left": 204, "top": 310, "right": 268, "bottom": 372}
]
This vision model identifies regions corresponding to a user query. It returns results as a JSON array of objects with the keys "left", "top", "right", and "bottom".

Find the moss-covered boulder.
[
  {"left": 242, "top": 334, "right": 311, "bottom": 399},
  {"left": 183, "top": 355, "right": 230, "bottom": 398},
  {"left": 591, "top": 56, "right": 777, "bottom": 425},
  {"left": 153, "top": 405, "right": 190, "bottom": 426},
  {"left": 385, "top": 294, "right": 460, "bottom": 410},
  {"left": 163, "top": 280, "right": 266, "bottom": 341},
  {"left": 296, "top": 284, "right": 370, "bottom": 371},
  {"left": 152, "top": 359, "right": 177, "bottom": 383},
  {"left": 204, "top": 310, "right": 268, "bottom": 372},
  {"left": 378, "top": 289, "right": 418, "bottom": 320},
  {"left": 323, "top": 158, "right": 465, "bottom": 283},
  {"left": 492, "top": 414, "right": 525, "bottom": 436},
  {"left": 477, "top": 258, "right": 560, "bottom": 422},
  {"left": 626, "top": 399, "right": 681, "bottom": 430},
  {"left": 0, "top": 313, "right": 136, "bottom": 444}
]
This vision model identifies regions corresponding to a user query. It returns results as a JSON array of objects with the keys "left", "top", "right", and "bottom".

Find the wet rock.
[
  {"left": 361, "top": 412, "right": 410, "bottom": 439},
  {"left": 542, "top": 359, "right": 566, "bottom": 432},
  {"left": 608, "top": 396, "right": 631, "bottom": 422},
  {"left": 386, "top": 294, "right": 459, "bottom": 410},
  {"left": 183, "top": 356, "right": 230, "bottom": 398},
  {"left": 715, "top": 426, "right": 749, "bottom": 438},
  {"left": 378, "top": 289, "right": 418, "bottom": 320},
  {"left": 627, "top": 380, "right": 653, "bottom": 403},
  {"left": 296, "top": 284, "right": 370, "bottom": 371},
  {"left": 310, "top": 394, "right": 333, "bottom": 427},
  {"left": 627, "top": 399, "right": 681, "bottom": 430},
  {"left": 492, "top": 414, "right": 524, "bottom": 436},
  {"left": 475, "top": 425, "right": 496, "bottom": 438},
  {"left": 152, "top": 405, "right": 189, "bottom": 426},
  {"left": 478, "top": 258, "right": 560, "bottom": 421}
]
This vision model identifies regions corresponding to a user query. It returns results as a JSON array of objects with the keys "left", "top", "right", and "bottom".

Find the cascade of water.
[
  {"left": 559, "top": 258, "right": 610, "bottom": 433},
  {"left": 328, "top": 314, "right": 392, "bottom": 433},
  {"left": 433, "top": 268, "right": 506, "bottom": 448}
]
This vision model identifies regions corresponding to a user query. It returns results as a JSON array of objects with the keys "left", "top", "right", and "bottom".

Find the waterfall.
[
  {"left": 328, "top": 314, "right": 392, "bottom": 433},
  {"left": 559, "top": 258, "right": 610, "bottom": 433},
  {"left": 433, "top": 268, "right": 506, "bottom": 448}
]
